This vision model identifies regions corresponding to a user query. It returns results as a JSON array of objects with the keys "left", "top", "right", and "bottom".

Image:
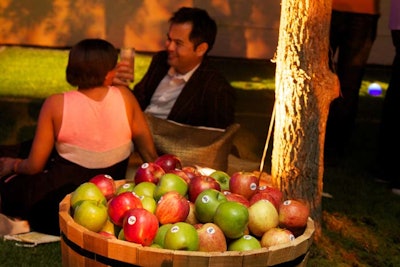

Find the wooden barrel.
[{"left": 59, "top": 181, "right": 315, "bottom": 267}]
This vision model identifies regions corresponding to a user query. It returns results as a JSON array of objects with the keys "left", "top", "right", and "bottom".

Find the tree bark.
[{"left": 271, "top": 0, "right": 339, "bottom": 240}]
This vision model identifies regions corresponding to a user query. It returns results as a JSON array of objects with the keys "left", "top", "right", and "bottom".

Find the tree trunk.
[{"left": 271, "top": 0, "right": 339, "bottom": 240}]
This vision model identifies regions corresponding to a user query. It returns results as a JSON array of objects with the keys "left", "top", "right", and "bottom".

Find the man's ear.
[{"left": 196, "top": 42, "right": 208, "bottom": 57}]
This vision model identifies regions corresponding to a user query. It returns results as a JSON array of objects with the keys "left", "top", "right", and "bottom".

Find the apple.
[
  {"left": 73, "top": 200, "right": 108, "bottom": 232},
  {"left": 132, "top": 181, "right": 156, "bottom": 198},
  {"left": 248, "top": 199, "right": 279, "bottom": 237},
  {"left": 227, "top": 234, "right": 261, "bottom": 251},
  {"left": 163, "top": 222, "right": 199, "bottom": 251},
  {"left": 188, "top": 175, "right": 221, "bottom": 203},
  {"left": 70, "top": 182, "right": 107, "bottom": 210},
  {"left": 194, "top": 189, "right": 227, "bottom": 223},
  {"left": 182, "top": 166, "right": 202, "bottom": 180},
  {"left": 154, "top": 154, "right": 182, "bottom": 172},
  {"left": 196, "top": 222, "right": 227, "bottom": 252},
  {"left": 185, "top": 201, "right": 199, "bottom": 225},
  {"left": 123, "top": 208, "right": 159, "bottom": 246},
  {"left": 139, "top": 195, "right": 157, "bottom": 214},
  {"left": 155, "top": 191, "right": 190, "bottom": 224},
  {"left": 153, "top": 173, "right": 188, "bottom": 201},
  {"left": 107, "top": 191, "right": 143, "bottom": 226},
  {"left": 229, "top": 171, "right": 259, "bottom": 200},
  {"left": 98, "top": 217, "right": 117, "bottom": 239},
  {"left": 134, "top": 162, "right": 165, "bottom": 185},
  {"left": 116, "top": 182, "right": 135, "bottom": 195},
  {"left": 222, "top": 191, "right": 250, "bottom": 208},
  {"left": 153, "top": 223, "right": 173, "bottom": 248},
  {"left": 260, "top": 227, "right": 295, "bottom": 248},
  {"left": 209, "top": 170, "right": 231, "bottom": 191},
  {"left": 89, "top": 174, "right": 116, "bottom": 200},
  {"left": 167, "top": 168, "right": 191, "bottom": 184},
  {"left": 278, "top": 199, "right": 310, "bottom": 237},
  {"left": 256, "top": 185, "right": 283, "bottom": 209},
  {"left": 117, "top": 228, "right": 125, "bottom": 240},
  {"left": 249, "top": 191, "right": 279, "bottom": 210},
  {"left": 213, "top": 201, "right": 249, "bottom": 239}
]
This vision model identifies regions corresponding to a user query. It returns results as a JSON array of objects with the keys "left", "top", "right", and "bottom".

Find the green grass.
[{"left": 0, "top": 46, "right": 399, "bottom": 267}]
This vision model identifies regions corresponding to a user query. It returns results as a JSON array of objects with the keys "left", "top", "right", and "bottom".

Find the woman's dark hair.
[
  {"left": 66, "top": 38, "right": 118, "bottom": 89},
  {"left": 169, "top": 7, "right": 217, "bottom": 54}
]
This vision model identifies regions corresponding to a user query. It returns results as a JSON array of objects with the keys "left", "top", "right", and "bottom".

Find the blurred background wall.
[{"left": 0, "top": 0, "right": 393, "bottom": 65}]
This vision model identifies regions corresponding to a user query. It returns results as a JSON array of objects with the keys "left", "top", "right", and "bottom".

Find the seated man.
[{"left": 115, "top": 7, "right": 236, "bottom": 129}]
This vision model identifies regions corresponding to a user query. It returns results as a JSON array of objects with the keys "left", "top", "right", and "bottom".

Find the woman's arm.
[{"left": 12, "top": 94, "right": 61, "bottom": 175}]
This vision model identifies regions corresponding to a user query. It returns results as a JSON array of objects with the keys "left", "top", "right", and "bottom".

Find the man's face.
[{"left": 165, "top": 22, "right": 204, "bottom": 74}]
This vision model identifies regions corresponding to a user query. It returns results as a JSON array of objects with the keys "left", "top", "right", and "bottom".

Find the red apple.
[
  {"left": 134, "top": 162, "right": 165, "bottom": 185},
  {"left": 278, "top": 199, "right": 310, "bottom": 237},
  {"left": 107, "top": 191, "right": 143, "bottom": 226},
  {"left": 188, "top": 175, "right": 221, "bottom": 203},
  {"left": 167, "top": 168, "right": 191, "bottom": 184},
  {"left": 185, "top": 201, "right": 199, "bottom": 225},
  {"left": 229, "top": 171, "right": 259, "bottom": 200},
  {"left": 256, "top": 185, "right": 283, "bottom": 208},
  {"left": 260, "top": 227, "right": 295, "bottom": 248},
  {"left": 154, "top": 154, "right": 182, "bottom": 172},
  {"left": 182, "top": 166, "right": 202, "bottom": 180},
  {"left": 196, "top": 223, "right": 227, "bottom": 252},
  {"left": 123, "top": 208, "right": 159, "bottom": 246},
  {"left": 89, "top": 174, "right": 116, "bottom": 200},
  {"left": 222, "top": 191, "right": 250, "bottom": 208},
  {"left": 155, "top": 191, "right": 190, "bottom": 225},
  {"left": 249, "top": 191, "right": 279, "bottom": 210}
]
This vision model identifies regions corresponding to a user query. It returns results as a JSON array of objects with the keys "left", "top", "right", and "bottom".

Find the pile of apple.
[{"left": 69, "top": 154, "right": 310, "bottom": 252}]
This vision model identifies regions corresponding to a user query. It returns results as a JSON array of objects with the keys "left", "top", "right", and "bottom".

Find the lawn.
[{"left": 0, "top": 46, "right": 399, "bottom": 267}]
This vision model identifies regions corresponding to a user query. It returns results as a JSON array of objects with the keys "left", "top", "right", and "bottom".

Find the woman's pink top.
[{"left": 56, "top": 86, "right": 133, "bottom": 168}]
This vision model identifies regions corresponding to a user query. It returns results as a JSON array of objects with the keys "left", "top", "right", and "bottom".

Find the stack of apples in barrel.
[{"left": 69, "top": 153, "right": 311, "bottom": 251}]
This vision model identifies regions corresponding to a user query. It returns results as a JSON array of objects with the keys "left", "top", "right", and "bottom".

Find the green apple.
[
  {"left": 118, "top": 228, "right": 125, "bottom": 240},
  {"left": 140, "top": 195, "right": 157, "bottom": 214},
  {"left": 70, "top": 182, "right": 107, "bottom": 209},
  {"left": 116, "top": 182, "right": 135, "bottom": 195},
  {"left": 73, "top": 200, "right": 108, "bottom": 232},
  {"left": 194, "top": 189, "right": 227, "bottom": 223},
  {"left": 228, "top": 234, "right": 262, "bottom": 251},
  {"left": 213, "top": 201, "right": 249, "bottom": 239},
  {"left": 153, "top": 173, "right": 188, "bottom": 201},
  {"left": 163, "top": 222, "right": 199, "bottom": 251},
  {"left": 152, "top": 223, "right": 173, "bottom": 248},
  {"left": 133, "top": 181, "right": 156, "bottom": 198},
  {"left": 210, "top": 170, "right": 231, "bottom": 191}
]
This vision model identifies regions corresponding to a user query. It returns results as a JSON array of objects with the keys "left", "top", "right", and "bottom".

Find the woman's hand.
[{"left": 113, "top": 61, "right": 134, "bottom": 87}]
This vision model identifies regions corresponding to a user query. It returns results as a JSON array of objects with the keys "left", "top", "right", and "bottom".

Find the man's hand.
[{"left": 113, "top": 61, "right": 134, "bottom": 87}]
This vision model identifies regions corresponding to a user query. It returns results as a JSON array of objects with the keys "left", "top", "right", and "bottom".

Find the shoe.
[{"left": 391, "top": 188, "right": 400, "bottom": 196}]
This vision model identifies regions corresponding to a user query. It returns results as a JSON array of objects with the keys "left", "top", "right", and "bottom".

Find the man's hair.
[
  {"left": 66, "top": 38, "right": 118, "bottom": 89},
  {"left": 169, "top": 7, "right": 217, "bottom": 54}
]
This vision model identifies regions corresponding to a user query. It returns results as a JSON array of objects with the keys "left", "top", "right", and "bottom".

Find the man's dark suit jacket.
[{"left": 133, "top": 51, "right": 236, "bottom": 129}]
